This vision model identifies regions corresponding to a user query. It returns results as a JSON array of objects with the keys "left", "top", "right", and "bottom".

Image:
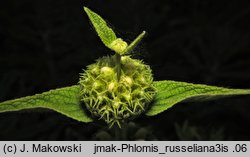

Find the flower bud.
[
  {"left": 110, "top": 38, "right": 128, "bottom": 54},
  {"left": 101, "top": 66, "right": 114, "bottom": 75}
]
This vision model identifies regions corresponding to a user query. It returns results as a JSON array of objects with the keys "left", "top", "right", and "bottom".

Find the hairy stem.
[{"left": 115, "top": 53, "right": 121, "bottom": 81}]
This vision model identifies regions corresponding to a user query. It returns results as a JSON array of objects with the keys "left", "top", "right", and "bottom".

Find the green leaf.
[
  {"left": 0, "top": 85, "right": 93, "bottom": 123},
  {"left": 146, "top": 80, "right": 250, "bottom": 116},
  {"left": 124, "top": 31, "right": 146, "bottom": 54},
  {"left": 84, "top": 7, "right": 117, "bottom": 48},
  {"left": 1, "top": 80, "right": 250, "bottom": 122}
]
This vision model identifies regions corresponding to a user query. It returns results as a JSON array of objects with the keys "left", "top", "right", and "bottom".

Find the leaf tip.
[
  {"left": 83, "top": 7, "right": 95, "bottom": 18},
  {"left": 83, "top": 6, "right": 90, "bottom": 13}
]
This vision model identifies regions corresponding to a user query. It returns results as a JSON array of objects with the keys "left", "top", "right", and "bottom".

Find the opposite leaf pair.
[{"left": 84, "top": 7, "right": 145, "bottom": 55}]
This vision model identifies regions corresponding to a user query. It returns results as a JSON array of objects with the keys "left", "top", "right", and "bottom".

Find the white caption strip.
[{"left": 0, "top": 141, "right": 249, "bottom": 157}]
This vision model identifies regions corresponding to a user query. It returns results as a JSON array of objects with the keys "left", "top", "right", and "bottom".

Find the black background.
[{"left": 0, "top": 0, "right": 250, "bottom": 140}]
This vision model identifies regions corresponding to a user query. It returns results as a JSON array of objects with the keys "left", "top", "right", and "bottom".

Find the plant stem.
[{"left": 115, "top": 53, "right": 121, "bottom": 81}]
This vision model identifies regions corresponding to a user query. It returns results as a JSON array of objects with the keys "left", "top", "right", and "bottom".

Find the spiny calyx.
[{"left": 79, "top": 55, "right": 156, "bottom": 127}]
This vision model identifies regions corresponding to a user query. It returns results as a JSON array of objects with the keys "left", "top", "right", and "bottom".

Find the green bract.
[{"left": 79, "top": 56, "right": 156, "bottom": 127}]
